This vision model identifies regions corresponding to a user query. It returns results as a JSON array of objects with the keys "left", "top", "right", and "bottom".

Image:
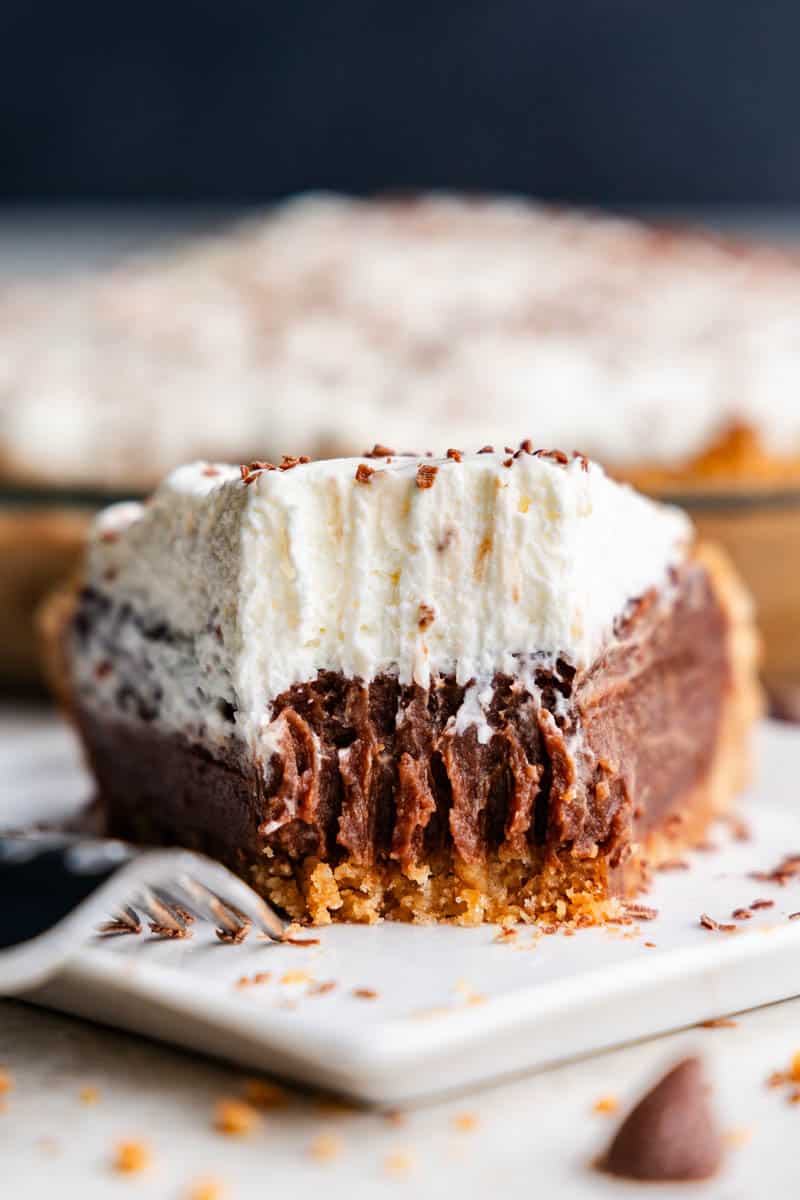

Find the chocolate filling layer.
[{"left": 72, "top": 561, "right": 728, "bottom": 883}]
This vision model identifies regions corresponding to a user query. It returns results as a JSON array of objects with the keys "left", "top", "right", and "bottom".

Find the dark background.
[{"left": 1, "top": 0, "right": 797, "bottom": 206}]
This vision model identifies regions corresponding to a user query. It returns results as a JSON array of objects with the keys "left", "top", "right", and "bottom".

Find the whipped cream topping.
[
  {"left": 75, "top": 450, "right": 691, "bottom": 759},
  {"left": 4, "top": 195, "right": 800, "bottom": 488}
]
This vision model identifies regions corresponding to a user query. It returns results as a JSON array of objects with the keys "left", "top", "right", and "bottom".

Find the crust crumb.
[
  {"left": 723, "top": 1127, "right": 752, "bottom": 1150},
  {"left": 214, "top": 1099, "right": 259, "bottom": 1137},
  {"left": 452, "top": 1112, "right": 479, "bottom": 1132},
  {"left": 113, "top": 1141, "right": 151, "bottom": 1174},
  {"left": 280, "top": 969, "right": 313, "bottom": 985},
  {"left": 309, "top": 1132, "right": 344, "bottom": 1162},
  {"left": 384, "top": 1150, "right": 415, "bottom": 1176},
  {"left": 186, "top": 1179, "right": 225, "bottom": 1200}
]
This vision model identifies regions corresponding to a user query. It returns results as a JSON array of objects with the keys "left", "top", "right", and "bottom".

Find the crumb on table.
[
  {"left": 186, "top": 1178, "right": 225, "bottom": 1200},
  {"left": 113, "top": 1140, "right": 151, "bottom": 1174},
  {"left": 384, "top": 1150, "right": 415, "bottom": 1176},
  {"left": 452, "top": 1112, "right": 479, "bottom": 1132}
]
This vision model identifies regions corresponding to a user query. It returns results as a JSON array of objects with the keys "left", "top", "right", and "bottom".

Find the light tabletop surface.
[{"left": 3, "top": 989, "right": 800, "bottom": 1200}]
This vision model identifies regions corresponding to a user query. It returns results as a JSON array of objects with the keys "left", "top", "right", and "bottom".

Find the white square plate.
[{"left": 9, "top": 712, "right": 800, "bottom": 1105}]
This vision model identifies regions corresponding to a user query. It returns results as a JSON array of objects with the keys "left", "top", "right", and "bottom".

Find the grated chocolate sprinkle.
[
  {"left": 355, "top": 463, "right": 375, "bottom": 484},
  {"left": 533, "top": 448, "right": 569, "bottom": 464},
  {"left": 446, "top": 448, "right": 463, "bottom": 461},
  {"left": 216, "top": 922, "right": 250, "bottom": 945},
  {"left": 365, "top": 443, "right": 395, "bottom": 458},
  {"left": 416, "top": 464, "right": 438, "bottom": 489},
  {"left": 477, "top": 445, "right": 494, "bottom": 454},
  {"left": 240, "top": 460, "right": 276, "bottom": 484},
  {"left": 149, "top": 922, "right": 191, "bottom": 940},
  {"left": 699, "top": 913, "right": 718, "bottom": 930}
]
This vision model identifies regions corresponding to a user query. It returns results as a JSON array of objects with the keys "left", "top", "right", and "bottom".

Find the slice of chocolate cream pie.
[{"left": 58, "top": 447, "right": 760, "bottom": 925}]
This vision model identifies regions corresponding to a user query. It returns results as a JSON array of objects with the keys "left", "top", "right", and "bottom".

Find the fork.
[{"left": 0, "top": 833, "right": 287, "bottom": 994}]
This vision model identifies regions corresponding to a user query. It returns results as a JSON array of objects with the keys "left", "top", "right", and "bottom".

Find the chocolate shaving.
[
  {"left": 149, "top": 922, "right": 191, "bottom": 940},
  {"left": 279, "top": 455, "right": 311, "bottom": 471},
  {"left": 750, "top": 898, "right": 774, "bottom": 910},
  {"left": 598, "top": 1057, "right": 722, "bottom": 1182},
  {"left": 731, "top": 908, "right": 752, "bottom": 920},
  {"left": 518, "top": 438, "right": 533, "bottom": 454},
  {"left": 216, "top": 922, "right": 250, "bottom": 945},
  {"left": 415, "top": 464, "right": 438, "bottom": 489},
  {"left": 623, "top": 903, "right": 658, "bottom": 921},
  {"left": 446, "top": 448, "right": 463, "bottom": 462},
  {"left": 241, "top": 460, "right": 276, "bottom": 485},
  {"left": 573, "top": 451, "right": 590, "bottom": 471},
  {"left": 353, "top": 987, "right": 379, "bottom": 999},
  {"left": 699, "top": 913, "right": 718, "bottom": 930},
  {"left": 355, "top": 463, "right": 375, "bottom": 484},
  {"left": 750, "top": 853, "right": 800, "bottom": 885},
  {"left": 502, "top": 457, "right": 513, "bottom": 467},
  {"left": 477, "top": 445, "right": 494, "bottom": 454},
  {"left": 365, "top": 444, "right": 395, "bottom": 458},
  {"left": 99, "top": 907, "right": 142, "bottom": 936},
  {"left": 533, "top": 448, "right": 568, "bottom": 464}
]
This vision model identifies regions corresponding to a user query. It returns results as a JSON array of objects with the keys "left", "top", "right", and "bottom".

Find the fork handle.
[{"left": 0, "top": 834, "right": 139, "bottom": 951}]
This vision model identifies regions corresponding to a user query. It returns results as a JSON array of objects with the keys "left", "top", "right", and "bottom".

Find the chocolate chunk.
[{"left": 599, "top": 1057, "right": 722, "bottom": 1182}]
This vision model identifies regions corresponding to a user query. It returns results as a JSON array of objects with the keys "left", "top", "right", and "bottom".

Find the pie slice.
[{"left": 55, "top": 446, "right": 761, "bottom": 925}]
